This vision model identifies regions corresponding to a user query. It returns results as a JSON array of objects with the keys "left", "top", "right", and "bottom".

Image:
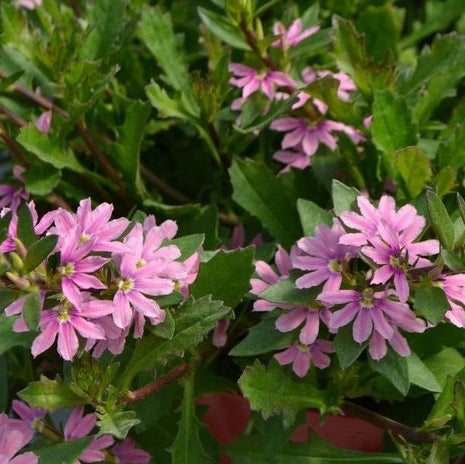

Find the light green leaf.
[
  {"left": 35, "top": 437, "right": 93, "bottom": 464},
  {"left": 259, "top": 277, "right": 320, "bottom": 306},
  {"left": 426, "top": 190, "right": 454, "bottom": 250},
  {"left": 198, "top": 7, "right": 250, "bottom": 50},
  {"left": 331, "top": 179, "right": 360, "bottom": 216},
  {"left": 171, "top": 373, "right": 213, "bottom": 464},
  {"left": 230, "top": 158, "right": 302, "bottom": 248},
  {"left": 22, "top": 163, "right": 61, "bottom": 196},
  {"left": 0, "top": 312, "right": 34, "bottom": 355},
  {"left": 19, "top": 377, "right": 86, "bottom": 410},
  {"left": 146, "top": 80, "right": 193, "bottom": 119},
  {"left": 407, "top": 352, "right": 442, "bottom": 392},
  {"left": 97, "top": 409, "right": 140, "bottom": 439},
  {"left": 372, "top": 90, "right": 417, "bottom": 154},
  {"left": 437, "top": 123, "right": 465, "bottom": 169},
  {"left": 395, "top": 147, "right": 431, "bottom": 199},
  {"left": 424, "top": 348, "right": 465, "bottom": 388},
  {"left": 239, "top": 360, "right": 328, "bottom": 426},
  {"left": 297, "top": 198, "right": 333, "bottom": 236}
]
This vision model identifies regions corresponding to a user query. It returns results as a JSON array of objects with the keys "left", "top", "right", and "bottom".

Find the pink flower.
[
  {"left": 111, "top": 438, "right": 151, "bottom": 464},
  {"left": 12, "top": 400, "right": 46, "bottom": 435},
  {"left": 16, "top": 0, "right": 42, "bottom": 9},
  {"left": 270, "top": 117, "right": 364, "bottom": 160},
  {"left": 272, "top": 19, "right": 320, "bottom": 49},
  {"left": 368, "top": 324, "right": 413, "bottom": 360},
  {"left": 0, "top": 166, "right": 28, "bottom": 211},
  {"left": 229, "top": 63, "right": 296, "bottom": 100},
  {"left": 5, "top": 292, "right": 46, "bottom": 333},
  {"left": 0, "top": 413, "right": 38, "bottom": 464},
  {"left": 85, "top": 315, "right": 129, "bottom": 358},
  {"left": 274, "top": 339, "right": 333, "bottom": 377},
  {"left": 433, "top": 274, "right": 465, "bottom": 327},
  {"left": 212, "top": 319, "right": 230, "bottom": 348},
  {"left": 64, "top": 406, "right": 114, "bottom": 464},
  {"left": 31, "top": 295, "right": 113, "bottom": 360},
  {"left": 35, "top": 110, "right": 52, "bottom": 133},
  {"left": 291, "top": 221, "right": 356, "bottom": 293},
  {"left": 320, "top": 289, "right": 425, "bottom": 349},
  {"left": 272, "top": 145, "right": 311, "bottom": 172}
]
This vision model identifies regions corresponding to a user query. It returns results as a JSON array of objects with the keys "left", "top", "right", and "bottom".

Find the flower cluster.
[
  {"left": 228, "top": 17, "right": 365, "bottom": 172},
  {"left": 250, "top": 194, "right": 446, "bottom": 376},
  {"left": 1, "top": 198, "right": 200, "bottom": 361},
  {"left": 10, "top": 400, "right": 150, "bottom": 464}
]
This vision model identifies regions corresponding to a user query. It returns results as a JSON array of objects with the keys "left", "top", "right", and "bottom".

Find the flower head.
[{"left": 272, "top": 19, "right": 320, "bottom": 50}]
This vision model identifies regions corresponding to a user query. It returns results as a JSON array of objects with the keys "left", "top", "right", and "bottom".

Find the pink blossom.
[
  {"left": 12, "top": 400, "right": 46, "bottom": 436},
  {"left": 0, "top": 413, "right": 37, "bottom": 464},
  {"left": 272, "top": 145, "right": 311, "bottom": 172},
  {"left": 16, "top": 0, "right": 42, "bottom": 10},
  {"left": 274, "top": 339, "right": 333, "bottom": 377},
  {"left": 368, "top": 325, "right": 413, "bottom": 360},
  {"left": 229, "top": 63, "right": 296, "bottom": 100},
  {"left": 291, "top": 221, "right": 356, "bottom": 294},
  {"left": 111, "top": 438, "right": 151, "bottom": 464},
  {"left": 85, "top": 316, "right": 129, "bottom": 358},
  {"left": 212, "top": 319, "right": 230, "bottom": 348},
  {"left": 5, "top": 292, "right": 46, "bottom": 333},
  {"left": 272, "top": 19, "right": 320, "bottom": 49},
  {"left": 64, "top": 406, "right": 114, "bottom": 464},
  {"left": 433, "top": 274, "right": 465, "bottom": 327},
  {"left": 270, "top": 117, "right": 364, "bottom": 160},
  {"left": 35, "top": 110, "right": 52, "bottom": 133},
  {"left": 0, "top": 166, "right": 28, "bottom": 212},
  {"left": 31, "top": 295, "right": 113, "bottom": 360},
  {"left": 320, "top": 289, "right": 425, "bottom": 349}
]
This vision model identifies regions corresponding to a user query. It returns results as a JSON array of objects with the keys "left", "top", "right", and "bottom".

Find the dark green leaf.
[
  {"left": 297, "top": 199, "right": 333, "bottom": 236},
  {"left": 35, "top": 437, "right": 93, "bottom": 464},
  {"left": 426, "top": 190, "right": 454, "bottom": 250},
  {"left": 230, "top": 158, "right": 302, "bottom": 248},
  {"left": 146, "top": 80, "right": 193, "bottom": 119},
  {"left": 238, "top": 360, "right": 328, "bottom": 426},
  {"left": 259, "top": 277, "right": 320, "bottom": 306},
  {"left": 371, "top": 90, "right": 417, "bottom": 154},
  {"left": 198, "top": 7, "right": 250, "bottom": 50},
  {"left": 22, "top": 291, "right": 41, "bottom": 331},
  {"left": 190, "top": 248, "right": 254, "bottom": 308},
  {"left": 151, "top": 308, "right": 176, "bottom": 339},
  {"left": 119, "top": 296, "right": 230, "bottom": 389},
  {"left": 414, "top": 280, "right": 451, "bottom": 324},
  {"left": 229, "top": 316, "right": 295, "bottom": 357},
  {"left": 171, "top": 373, "right": 213, "bottom": 464},
  {"left": 333, "top": 324, "right": 366, "bottom": 369},
  {"left": 395, "top": 147, "right": 431, "bottom": 199},
  {"left": 438, "top": 123, "right": 465, "bottom": 169},
  {"left": 17, "top": 202, "right": 37, "bottom": 248},
  {"left": 97, "top": 409, "right": 139, "bottom": 439},
  {"left": 0, "top": 312, "right": 34, "bottom": 355},
  {"left": 0, "top": 211, "right": 12, "bottom": 244},
  {"left": 331, "top": 179, "right": 360, "bottom": 216},
  {"left": 19, "top": 377, "right": 86, "bottom": 410},
  {"left": 156, "top": 292, "right": 185, "bottom": 309},
  {"left": 369, "top": 349, "right": 409, "bottom": 396},
  {"left": 164, "top": 234, "right": 204, "bottom": 261},
  {"left": 23, "top": 235, "right": 58, "bottom": 273}
]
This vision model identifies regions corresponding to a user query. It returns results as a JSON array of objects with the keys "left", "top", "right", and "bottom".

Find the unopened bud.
[
  {"left": 13, "top": 238, "right": 27, "bottom": 258},
  {"left": 5, "top": 271, "right": 29, "bottom": 289},
  {"left": 9, "top": 252, "right": 24, "bottom": 272}
]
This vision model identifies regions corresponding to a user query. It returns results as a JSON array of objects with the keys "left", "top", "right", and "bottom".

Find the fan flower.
[
  {"left": 433, "top": 274, "right": 465, "bottom": 327},
  {"left": 0, "top": 413, "right": 38, "bottom": 464},
  {"left": 272, "top": 19, "right": 320, "bottom": 49},
  {"left": 274, "top": 339, "right": 334, "bottom": 377},
  {"left": 229, "top": 63, "right": 296, "bottom": 100},
  {"left": 111, "top": 438, "right": 151, "bottom": 464}
]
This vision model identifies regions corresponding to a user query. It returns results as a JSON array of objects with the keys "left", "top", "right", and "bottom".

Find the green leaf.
[
  {"left": 171, "top": 373, "right": 213, "bottom": 464},
  {"left": 434, "top": 166, "right": 456, "bottom": 198},
  {"left": 119, "top": 296, "right": 230, "bottom": 389},
  {"left": 259, "top": 277, "right": 320, "bottom": 306},
  {"left": 426, "top": 190, "right": 454, "bottom": 250},
  {"left": 369, "top": 349, "right": 409, "bottom": 396},
  {"left": 164, "top": 234, "right": 204, "bottom": 261},
  {"left": 226, "top": 433, "right": 402, "bottom": 463},
  {"left": 331, "top": 179, "right": 360, "bottom": 216},
  {"left": 16, "top": 202, "right": 37, "bottom": 248},
  {"left": 190, "top": 248, "right": 255, "bottom": 308},
  {"left": 139, "top": 5, "right": 198, "bottom": 116},
  {"left": 424, "top": 348, "right": 465, "bottom": 388},
  {"left": 35, "top": 437, "right": 93, "bottom": 464},
  {"left": 288, "top": 28, "right": 332, "bottom": 59},
  {"left": 424, "top": 376, "right": 455, "bottom": 429},
  {"left": 22, "top": 163, "right": 61, "bottom": 196},
  {"left": 0, "top": 312, "right": 34, "bottom": 355},
  {"left": 414, "top": 279, "right": 451, "bottom": 324},
  {"left": 427, "top": 442, "right": 449, "bottom": 464},
  {"left": 115, "top": 100, "right": 151, "bottom": 199},
  {"left": 19, "top": 377, "right": 86, "bottom": 410},
  {"left": 23, "top": 235, "right": 58, "bottom": 273},
  {"left": 97, "top": 409, "right": 140, "bottom": 439},
  {"left": 79, "top": 0, "right": 125, "bottom": 61},
  {"left": 437, "top": 123, "right": 465, "bottom": 169},
  {"left": 238, "top": 360, "right": 328, "bottom": 426},
  {"left": 371, "top": 90, "right": 417, "bottom": 154},
  {"left": 22, "top": 291, "right": 41, "bottom": 331},
  {"left": 156, "top": 292, "right": 185, "bottom": 310},
  {"left": 17, "top": 126, "right": 85, "bottom": 173},
  {"left": 355, "top": 6, "right": 399, "bottom": 63},
  {"left": 333, "top": 324, "right": 366, "bottom": 369},
  {"left": 230, "top": 158, "right": 302, "bottom": 248},
  {"left": 395, "top": 147, "right": 432, "bottom": 199},
  {"left": 0, "top": 211, "right": 12, "bottom": 244},
  {"left": 400, "top": 34, "right": 465, "bottom": 96},
  {"left": 146, "top": 80, "right": 194, "bottom": 119},
  {"left": 407, "top": 352, "right": 442, "bottom": 392},
  {"left": 198, "top": 7, "right": 250, "bottom": 50},
  {"left": 229, "top": 316, "right": 295, "bottom": 357},
  {"left": 151, "top": 308, "right": 176, "bottom": 339},
  {"left": 297, "top": 199, "right": 333, "bottom": 236}
]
